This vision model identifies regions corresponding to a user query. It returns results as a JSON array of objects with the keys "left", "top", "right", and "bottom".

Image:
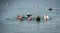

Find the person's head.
[{"left": 27, "top": 12, "right": 31, "bottom": 17}]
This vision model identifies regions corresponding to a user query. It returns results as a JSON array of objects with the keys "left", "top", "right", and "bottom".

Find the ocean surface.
[{"left": 0, "top": 0, "right": 60, "bottom": 33}]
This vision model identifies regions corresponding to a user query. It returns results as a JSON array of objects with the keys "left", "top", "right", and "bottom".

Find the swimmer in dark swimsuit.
[
  {"left": 46, "top": 8, "right": 52, "bottom": 11},
  {"left": 36, "top": 15, "right": 40, "bottom": 22},
  {"left": 48, "top": 8, "right": 52, "bottom": 11}
]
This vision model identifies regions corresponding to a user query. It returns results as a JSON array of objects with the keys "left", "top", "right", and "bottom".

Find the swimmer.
[
  {"left": 46, "top": 8, "right": 52, "bottom": 11},
  {"left": 44, "top": 14, "right": 49, "bottom": 20},
  {"left": 36, "top": 15, "right": 40, "bottom": 21},
  {"left": 48, "top": 8, "right": 52, "bottom": 11},
  {"left": 17, "top": 15, "right": 23, "bottom": 20},
  {"left": 28, "top": 16, "right": 32, "bottom": 21},
  {"left": 27, "top": 13, "right": 32, "bottom": 21},
  {"left": 27, "top": 13, "right": 32, "bottom": 18}
]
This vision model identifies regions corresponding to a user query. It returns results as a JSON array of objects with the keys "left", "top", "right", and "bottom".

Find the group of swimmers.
[{"left": 17, "top": 13, "right": 49, "bottom": 21}]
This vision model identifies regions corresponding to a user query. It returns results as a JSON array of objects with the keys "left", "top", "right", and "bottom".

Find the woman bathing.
[
  {"left": 17, "top": 15, "right": 23, "bottom": 20},
  {"left": 36, "top": 15, "right": 40, "bottom": 21},
  {"left": 44, "top": 14, "right": 49, "bottom": 20},
  {"left": 27, "top": 13, "right": 32, "bottom": 21}
]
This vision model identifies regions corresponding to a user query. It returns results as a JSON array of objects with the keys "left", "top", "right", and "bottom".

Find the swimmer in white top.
[
  {"left": 44, "top": 14, "right": 49, "bottom": 20},
  {"left": 27, "top": 13, "right": 32, "bottom": 21}
]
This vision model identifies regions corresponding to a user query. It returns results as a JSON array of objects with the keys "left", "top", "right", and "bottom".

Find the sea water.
[{"left": 0, "top": 0, "right": 60, "bottom": 33}]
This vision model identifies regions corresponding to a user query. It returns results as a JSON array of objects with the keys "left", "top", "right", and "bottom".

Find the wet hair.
[
  {"left": 36, "top": 16, "right": 40, "bottom": 21},
  {"left": 27, "top": 14, "right": 32, "bottom": 17},
  {"left": 48, "top": 8, "right": 52, "bottom": 11}
]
